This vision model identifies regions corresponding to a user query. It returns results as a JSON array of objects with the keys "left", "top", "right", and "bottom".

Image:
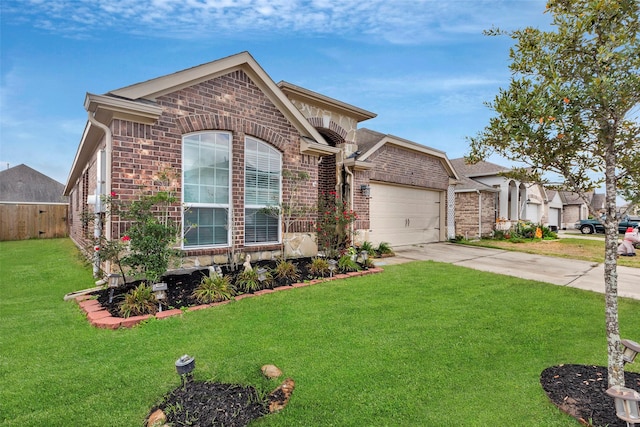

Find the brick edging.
[{"left": 75, "top": 267, "right": 384, "bottom": 329}]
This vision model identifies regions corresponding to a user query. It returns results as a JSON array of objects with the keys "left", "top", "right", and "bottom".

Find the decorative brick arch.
[
  {"left": 306, "top": 117, "right": 347, "bottom": 146},
  {"left": 176, "top": 114, "right": 289, "bottom": 151}
]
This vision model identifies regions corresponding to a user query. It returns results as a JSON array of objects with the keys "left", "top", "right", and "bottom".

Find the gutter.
[{"left": 86, "top": 110, "right": 113, "bottom": 277}]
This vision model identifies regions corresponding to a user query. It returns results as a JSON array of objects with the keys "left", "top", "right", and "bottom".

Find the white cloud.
[{"left": 3, "top": 0, "right": 549, "bottom": 44}]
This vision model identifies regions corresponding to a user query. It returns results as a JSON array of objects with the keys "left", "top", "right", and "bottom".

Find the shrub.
[
  {"left": 192, "top": 274, "right": 234, "bottom": 304},
  {"left": 316, "top": 191, "right": 358, "bottom": 258},
  {"left": 358, "top": 241, "right": 375, "bottom": 256},
  {"left": 376, "top": 241, "right": 394, "bottom": 255},
  {"left": 236, "top": 268, "right": 270, "bottom": 293},
  {"left": 337, "top": 254, "right": 360, "bottom": 273},
  {"left": 307, "top": 257, "right": 329, "bottom": 278},
  {"left": 119, "top": 283, "right": 158, "bottom": 318},
  {"left": 273, "top": 259, "right": 300, "bottom": 283}
]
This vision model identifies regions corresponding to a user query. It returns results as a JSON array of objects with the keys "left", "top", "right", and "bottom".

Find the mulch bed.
[
  {"left": 149, "top": 380, "right": 270, "bottom": 426},
  {"left": 94, "top": 257, "right": 322, "bottom": 317},
  {"left": 540, "top": 364, "right": 640, "bottom": 426}
]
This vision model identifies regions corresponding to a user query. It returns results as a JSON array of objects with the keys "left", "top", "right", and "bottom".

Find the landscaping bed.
[
  {"left": 541, "top": 364, "right": 640, "bottom": 426},
  {"left": 95, "top": 257, "right": 332, "bottom": 317}
]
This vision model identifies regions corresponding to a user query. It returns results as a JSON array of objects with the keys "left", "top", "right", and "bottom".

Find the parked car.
[{"left": 574, "top": 215, "right": 640, "bottom": 234}]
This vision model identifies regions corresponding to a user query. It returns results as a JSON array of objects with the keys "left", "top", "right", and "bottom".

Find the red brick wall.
[
  {"left": 454, "top": 191, "right": 497, "bottom": 239},
  {"left": 105, "top": 70, "right": 320, "bottom": 257},
  {"left": 367, "top": 145, "right": 450, "bottom": 191}
]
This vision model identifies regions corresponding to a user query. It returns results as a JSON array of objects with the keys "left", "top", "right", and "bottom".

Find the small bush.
[
  {"left": 273, "top": 259, "right": 300, "bottom": 283},
  {"left": 119, "top": 284, "right": 158, "bottom": 318},
  {"left": 377, "top": 241, "right": 394, "bottom": 255},
  {"left": 359, "top": 241, "right": 376, "bottom": 256},
  {"left": 307, "top": 257, "right": 329, "bottom": 278},
  {"left": 236, "top": 268, "right": 271, "bottom": 293},
  {"left": 192, "top": 274, "right": 234, "bottom": 304},
  {"left": 338, "top": 254, "right": 360, "bottom": 273}
]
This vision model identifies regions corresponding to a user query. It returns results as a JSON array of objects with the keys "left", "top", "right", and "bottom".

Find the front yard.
[{"left": 1, "top": 238, "right": 639, "bottom": 426}]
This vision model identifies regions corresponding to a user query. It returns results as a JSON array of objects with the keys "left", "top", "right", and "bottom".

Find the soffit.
[{"left": 278, "top": 81, "right": 377, "bottom": 123}]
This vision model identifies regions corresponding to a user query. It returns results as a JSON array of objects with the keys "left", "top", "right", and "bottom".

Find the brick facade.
[
  {"left": 68, "top": 70, "right": 321, "bottom": 262},
  {"left": 454, "top": 191, "right": 497, "bottom": 239},
  {"left": 367, "top": 145, "right": 450, "bottom": 191}
]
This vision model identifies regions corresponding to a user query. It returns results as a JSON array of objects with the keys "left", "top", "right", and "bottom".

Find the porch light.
[
  {"left": 360, "top": 184, "right": 371, "bottom": 197},
  {"left": 328, "top": 259, "right": 338, "bottom": 277},
  {"left": 152, "top": 282, "right": 167, "bottom": 312},
  {"left": 622, "top": 339, "right": 640, "bottom": 365},
  {"left": 256, "top": 267, "right": 268, "bottom": 282},
  {"left": 107, "top": 273, "right": 121, "bottom": 303},
  {"left": 606, "top": 386, "right": 640, "bottom": 426}
]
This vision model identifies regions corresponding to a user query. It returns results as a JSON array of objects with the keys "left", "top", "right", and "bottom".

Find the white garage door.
[{"left": 369, "top": 182, "right": 441, "bottom": 247}]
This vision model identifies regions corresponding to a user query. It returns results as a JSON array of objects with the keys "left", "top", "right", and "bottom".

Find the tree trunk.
[{"left": 604, "top": 139, "right": 625, "bottom": 387}]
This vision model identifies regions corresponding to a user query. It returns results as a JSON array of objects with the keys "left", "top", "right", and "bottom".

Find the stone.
[
  {"left": 268, "top": 378, "right": 295, "bottom": 413},
  {"left": 261, "top": 364, "right": 283, "bottom": 379},
  {"left": 147, "top": 408, "right": 166, "bottom": 427}
]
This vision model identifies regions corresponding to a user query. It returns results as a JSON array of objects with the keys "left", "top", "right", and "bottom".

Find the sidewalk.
[{"left": 375, "top": 242, "right": 640, "bottom": 300}]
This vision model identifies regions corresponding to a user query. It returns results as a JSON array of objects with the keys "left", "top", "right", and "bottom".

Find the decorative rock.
[
  {"left": 268, "top": 378, "right": 295, "bottom": 413},
  {"left": 147, "top": 408, "right": 166, "bottom": 427},
  {"left": 261, "top": 364, "right": 283, "bottom": 379}
]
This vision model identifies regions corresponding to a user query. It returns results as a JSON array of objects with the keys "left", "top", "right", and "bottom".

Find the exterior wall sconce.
[
  {"left": 606, "top": 386, "right": 640, "bottom": 426},
  {"left": 152, "top": 282, "right": 167, "bottom": 312},
  {"left": 360, "top": 184, "right": 371, "bottom": 197},
  {"left": 622, "top": 339, "right": 640, "bottom": 365}
]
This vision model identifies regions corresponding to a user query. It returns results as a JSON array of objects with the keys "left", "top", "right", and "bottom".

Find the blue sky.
[{"left": 1, "top": 0, "right": 551, "bottom": 185}]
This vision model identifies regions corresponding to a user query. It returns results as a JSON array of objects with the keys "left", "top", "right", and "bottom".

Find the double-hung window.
[
  {"left": 244, "top": 137, "right": 281, "bottom": 244},
  {"left": 182, "top": 132, "right": 231, "bottom": 248}
]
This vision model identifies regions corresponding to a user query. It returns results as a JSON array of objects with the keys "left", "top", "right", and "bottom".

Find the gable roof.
[
  {"left": 356, "top": 128, "right": 459, "bottom": 179},
  {"left": 558, "top": 190, "right": 591, "bottom": 205},
  {"left": 1, "top": 164, "right": 68, "bottom": 203},
  {"left": 66, "top": 51, "right": 335, "bottom": 194},
  {"left": 449, "top": 158, "right": 511, "bottom": 178},
  {"left": 277, "top": 81, "right": 376, "bottom": 123}
]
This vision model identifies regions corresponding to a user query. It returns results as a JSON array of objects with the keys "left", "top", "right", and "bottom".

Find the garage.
[{"left": 369, "top": 182, "right": 442, "bottom": 247}]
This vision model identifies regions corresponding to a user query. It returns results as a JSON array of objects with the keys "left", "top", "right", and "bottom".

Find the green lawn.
[{"left": 1, "top": 239, "right": 639, "bottom": 426}]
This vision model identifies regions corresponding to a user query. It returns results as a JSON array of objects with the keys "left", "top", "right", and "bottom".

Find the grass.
[
  {"left": 1, "top": 238, "right": 640, "bottom": 426},
  {"left": 462, "top": 237, "right": 640, "bottom": 268}
]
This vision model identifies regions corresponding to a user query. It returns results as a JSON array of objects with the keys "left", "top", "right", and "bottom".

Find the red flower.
[
  {"left": 94, "top": 246, "right": 100, "bottom": 251},
  {"left": 121, "top": 235, "right": 131, "bottom": 242},
  {"left": 110, "top": 191, "right": 117, "bottom": 197}
]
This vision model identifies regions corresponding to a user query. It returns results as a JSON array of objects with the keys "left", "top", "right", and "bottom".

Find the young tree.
[{"left": 468, "top": 0, "right": 640, "bottom": 387}]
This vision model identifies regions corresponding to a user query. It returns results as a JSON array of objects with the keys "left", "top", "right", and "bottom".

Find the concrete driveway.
[{"left": 376, "top": 242, "right": 640, "bottom": 300}]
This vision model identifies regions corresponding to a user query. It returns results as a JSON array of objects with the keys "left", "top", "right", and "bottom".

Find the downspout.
[
  {"left": 344, "top": 164, "right": 355, "bottom": 242},
  {"left": 87, "top": 110, "right": 113, "bottom": 277},
  {"left": 477, "top": 190, "right": 482, "bottom": 239}
]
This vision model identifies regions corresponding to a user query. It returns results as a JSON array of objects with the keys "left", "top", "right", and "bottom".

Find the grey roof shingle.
[{"left": 0, "top": 164, "right": 68, "bottom": 203}]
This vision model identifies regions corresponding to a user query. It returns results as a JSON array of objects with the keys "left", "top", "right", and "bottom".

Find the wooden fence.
[{"left": 0, "top": 203, "right": 68, "bottom": 241}]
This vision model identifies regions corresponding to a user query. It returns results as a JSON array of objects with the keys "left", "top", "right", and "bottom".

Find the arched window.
[
  {"left": 244, "top": 136, "right": 281, "bottom": 244},
  {"left": 182, "top": 132, "right": 231, "bottom": 248}
]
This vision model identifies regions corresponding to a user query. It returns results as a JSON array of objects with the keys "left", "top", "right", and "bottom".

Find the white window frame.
[
  {"left": 244, "top": 136, "right": 281, "bottom": 246},
  {"left": 182, "top": 131, "right": 232, "bottom": 249}
]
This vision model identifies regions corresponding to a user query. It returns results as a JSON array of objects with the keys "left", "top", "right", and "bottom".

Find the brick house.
[
  {"left": 63, "top": 52, "right": 458, "bottom": 273},
  {"left": 450, "top": 158, "right": 545, "bottom": 238}
]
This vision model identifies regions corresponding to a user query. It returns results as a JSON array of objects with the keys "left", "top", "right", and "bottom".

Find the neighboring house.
[
  {"left": 558, "top": 190, "right": 592, "bottom": 227},
  {"left": 450, "top": 158, "right": 539, "bottom": 238},
  {"left": 64, "top": 52, "right": 458, "bottom": 271},
  {"left": 543, "top": 189, "right": 564, "bottom": 230},
  {"left": 0, "top": 164, "right": 69, "bottom": 240}
]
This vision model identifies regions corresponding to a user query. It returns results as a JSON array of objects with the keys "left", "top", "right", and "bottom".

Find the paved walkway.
[{"left": 374, "top": 242, "right": 640, "bottom": 300}]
